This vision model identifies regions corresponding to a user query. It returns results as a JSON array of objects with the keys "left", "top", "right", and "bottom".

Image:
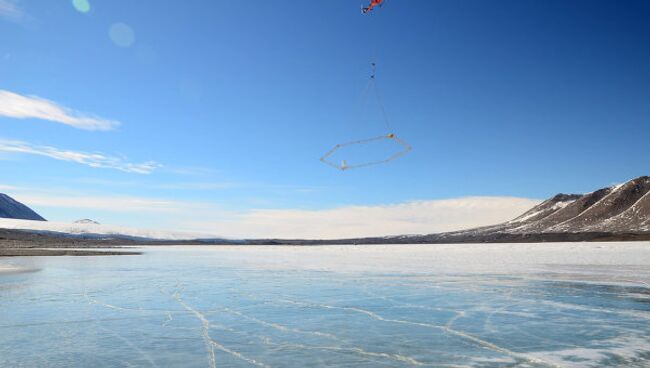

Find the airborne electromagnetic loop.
[
  {"left": 320, "top": 63, "right": 411, "bottom": 171},
  {"left": 321, "top": 1, "right": 410, "bottom": 171},
  {"left": 320, "top": 133, "right": 412, "bottom": 171}
]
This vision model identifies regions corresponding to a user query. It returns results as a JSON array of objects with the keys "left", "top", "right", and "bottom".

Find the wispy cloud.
[
  {"left": 61, "top": 177, "right": 239, "bottom": 191},
  {"left": 165, "top": 166, "right": 223, "bottom": 176},
  {"left": 16, "top": 193, "right": 201, "bottom": 213},
  {"left": 0, "top": 184, "right": 17, "bottom": 191},
  {"left": 157, "top": 182, "right": 238, "bottom": 190},
  {"left": 0, "top": 183, "right": 540, "bottom": 239},
  {"left": 186, "top": 197, "right": 542, "bottom": 239},
  {"left": 0, "top": 139, "right": 160, "bottom": 174},
  {"left": 1, "top": 185, "right": 210, "bottom": 214},
  {"left": 0, "top": 0, "right": 26, "bottom": 22},
  {"left": 0, "top": 90, "right": 120, "bottom": 131}
]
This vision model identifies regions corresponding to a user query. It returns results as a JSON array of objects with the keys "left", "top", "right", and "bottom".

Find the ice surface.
[{"left": 1, "top": 242, "right": 649, "bottom": 367}]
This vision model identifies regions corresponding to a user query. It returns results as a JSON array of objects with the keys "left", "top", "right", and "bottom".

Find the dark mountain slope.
[
  {"left": 507, "top": 188, "right": 612, "bottom": 233},
  {"left": 0, "top": 194, "right": 46, "bottom": 221},
  {"left": 548, "top": 177, "right": 650, "bottom": 232},
  {"left": 310, "top": 176, "right": 650, "bottom": 244}
]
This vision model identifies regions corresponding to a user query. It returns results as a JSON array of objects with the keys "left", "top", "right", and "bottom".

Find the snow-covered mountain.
[
  {"left": 2, "top": 177, "right": 650, "bottom": 245},
  {"left": 0, "top": 218, "right": 212, "bottom": 241},
  {"left": 439, "top": 176, "right": 650, "bottom": 238},
  {"left": 74, "top": 219, "right": 101, "bottom": 225},
  {"left": 0, "top": 193, "right": 46, "bottom": 221},
  {"left": 508, "top": 176, "right": 650, "bottom": 233},
  {"left": 0, "top": 194, "right": 218, "bottom": 241}
]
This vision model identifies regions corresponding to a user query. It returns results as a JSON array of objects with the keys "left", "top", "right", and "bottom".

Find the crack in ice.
[
  {"left": 276, "top": 298, "right": 565, "bottom": 368},
  {"left": 169, "top": 290, "right": 270, "bottom": 368},
  {"left": 222, "top": 307, "right": 338, "bottom": 340}
]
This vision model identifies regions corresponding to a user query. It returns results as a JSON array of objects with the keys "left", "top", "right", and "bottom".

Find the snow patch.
[
  {"left": 0, "top": 218, "right": 213, "bottom": 240},
  {"left": 510, "top": 199, "right": 576, "bottom": 225}
]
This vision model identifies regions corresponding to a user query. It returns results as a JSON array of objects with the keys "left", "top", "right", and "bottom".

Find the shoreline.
[{"left": 0, "top": 248, "right": 142, "bottom": 257}]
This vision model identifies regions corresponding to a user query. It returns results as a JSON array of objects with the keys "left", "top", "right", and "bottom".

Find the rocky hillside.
[
  {"left": 0, "top": 194, "right": 46, "bottom": 221},
  {"left": 486, "top": 176, "right": 650, "bottom": 234},
  {"left": 276, "top": 176, "right": 650, "bottom": 245},
  {"left": 393, "top": 176, "right": 650, "bottom": 243}
]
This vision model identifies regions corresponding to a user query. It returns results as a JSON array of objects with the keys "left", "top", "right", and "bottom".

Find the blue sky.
[{"left": 0, "top": 0, "right": 649, "bottom": 237}]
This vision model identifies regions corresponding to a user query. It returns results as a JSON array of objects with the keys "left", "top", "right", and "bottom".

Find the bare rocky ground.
[
  {"left": 0, "top": 229, "right": 149, "bottom": 256},
  {"left": 0, "top": 249, "right": 141, "bottom": 257}
]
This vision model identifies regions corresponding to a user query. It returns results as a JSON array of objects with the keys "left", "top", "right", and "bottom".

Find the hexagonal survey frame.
[{"left": 320, "top": 133, "right": 412, "bottom": 170}]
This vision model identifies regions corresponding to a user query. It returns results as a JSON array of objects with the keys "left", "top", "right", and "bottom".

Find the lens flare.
[
  {"left": 72, "top": 0, "right": 90, "bottom": 13},
  {"left": 109, "top": 23, "right": 135, "bottom": 48}
]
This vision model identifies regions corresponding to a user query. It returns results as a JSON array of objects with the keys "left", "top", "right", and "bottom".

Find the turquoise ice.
[{"left": 1, "top": 244, "right": 649, "bottom": 367}]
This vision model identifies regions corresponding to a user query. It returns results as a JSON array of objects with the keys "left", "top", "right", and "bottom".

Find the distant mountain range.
[
  {"left": 249, "top": 176, "right": 650, "bottom": 244},
  {"left": 1, "top": 176, "right": 650, "bottom": 246},
  {"left": 74, "top": 219, "right": 101, "bottom": 225},
  {"left": 337, "top": 175, "right": 650, "bottom": 244},
  {"left": 0, "top": 194, "right": 46, "bottom": 221}
]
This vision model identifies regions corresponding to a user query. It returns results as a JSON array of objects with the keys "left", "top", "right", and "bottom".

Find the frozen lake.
[{"left": 1, "top": 243, "right": 650, "bottom": 367}]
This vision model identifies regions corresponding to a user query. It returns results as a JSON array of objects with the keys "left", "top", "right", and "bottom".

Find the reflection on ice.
[{"left": 1, "top": 243, "right": 649, "bottom": 367}]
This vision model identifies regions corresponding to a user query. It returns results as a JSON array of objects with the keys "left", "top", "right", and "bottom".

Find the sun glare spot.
[
  {"left": 72, "top": 0, "right": 90, "bottom": 13},
  {"left": 109, "top": 23, "right": 136, "bottom": 48}
]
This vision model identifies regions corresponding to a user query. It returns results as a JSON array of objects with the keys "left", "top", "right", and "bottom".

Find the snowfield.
[
  {"left": 0, "top": 217, "right": 211, "bottom": 240},
  {"left": 151, "top": 242, "right": 650, "bottom": 285}
]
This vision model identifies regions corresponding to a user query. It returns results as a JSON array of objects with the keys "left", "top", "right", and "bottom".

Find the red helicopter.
[{"left": 362, "top": 0, "right": 383, "bottom": 14}]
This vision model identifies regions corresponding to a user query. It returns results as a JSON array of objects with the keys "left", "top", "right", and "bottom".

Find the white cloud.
[
  {"left": 0, "top": 90, "right": 120, "bottom": 131},
  {"left": 0, "top": 184, "right": 17, "bottom": 191},
  {"left": 0, "top": 184, "right": 540, "bottom": 239},
  {"left": 15, "top": 193, "right": 200, "bottom": 213},
  {"left": 0, "top": 0, "right": 25, "bottom": 22},
  {"left": 0, "top": 139, "right": 160, "bottom": 174},
  {"left": 0, "top": 218, "right": 206, "bottom": 241},
  {"left": 187, "top": 197, "right": 541, "bottom": 239},
  {"left": 64, "top": 178, "right": 239, "bottom": 191},
  {"left": 157, "top": 182, "right": 237, "bottom": 190}
]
